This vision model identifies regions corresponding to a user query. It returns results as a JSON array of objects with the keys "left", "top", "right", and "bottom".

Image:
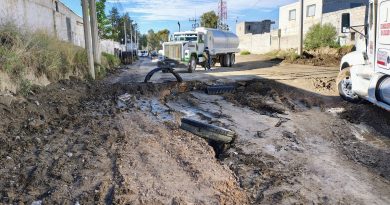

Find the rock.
[
  {"left": 0, "top": 94, "right": 15, "bottom": 107},
  {"left": 66, "top": 152, "right": 73, "bottom": 157},
  {"left": 31, "top": 200, "right": 42, "bottom": 205}
]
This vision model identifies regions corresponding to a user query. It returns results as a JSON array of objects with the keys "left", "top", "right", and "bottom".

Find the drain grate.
[{"left": 206, "top": 85, "right": 236, "bottom": 95}]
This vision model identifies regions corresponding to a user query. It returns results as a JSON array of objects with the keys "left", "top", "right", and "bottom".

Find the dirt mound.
[
  {"left": 0, "top": 79, "right": 248, "bottom": 204},
  {"left": 284, "top": 47, "right": 354, "bottom": 67}
]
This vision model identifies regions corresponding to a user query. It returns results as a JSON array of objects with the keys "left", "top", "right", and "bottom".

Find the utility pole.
[
  {"left": 89, "top": 0, "right": 101, "bottom": 71},
  {"left": 135, "top": 24, "right": 138, "bottom": 52},
  {"left": 124, "top": 16, "right": 127, "bottom": 52},
  {"left": 298, "top": 0, "right": 304, "bottom": 55},
  {"left": 130, "top": 21, "right": 133, "bottom": 62},
  {"left": 81, "top": 0, "right": 95, "bottom": 79}
]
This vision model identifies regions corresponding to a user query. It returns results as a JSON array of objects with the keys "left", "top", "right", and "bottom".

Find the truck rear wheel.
[
  {"left": 337, "top": 67, "right": 360, "bottom": 103},
  {"left": 219, "top": 55, "right": 226, "bottom": 67},
  {"left": 188, "top": 56, "right": 196, "bottom": 73},
  {"left": 225, "top": 54, "right": 231, "bottom": 67},
  {"left": 230, "top": 54, "right": 235, "bottom": 67}
]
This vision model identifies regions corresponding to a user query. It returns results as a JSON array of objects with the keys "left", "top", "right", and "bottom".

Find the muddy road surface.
[{"left": 1, "top": 55, "right": 389, "bottom": 204}]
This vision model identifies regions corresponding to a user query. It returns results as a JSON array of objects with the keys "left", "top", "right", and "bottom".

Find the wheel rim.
[{"left": 341, "top": 78, "right": 356, "bottom": 98}]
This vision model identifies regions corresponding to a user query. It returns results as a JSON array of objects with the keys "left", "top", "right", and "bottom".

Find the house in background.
[
  {"left": 236, "top": 20, "right": 275, "bottom": 36},
  {"left": 279, "top": 0, "right": 368, "bottom": 47}
]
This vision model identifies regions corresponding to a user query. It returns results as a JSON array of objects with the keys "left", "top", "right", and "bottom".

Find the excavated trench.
[{"left": 1, "top": 78, "right": 389, "bottom": 204}]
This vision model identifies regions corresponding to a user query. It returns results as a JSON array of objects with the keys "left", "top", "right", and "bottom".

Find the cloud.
[{"left": 107, "top": 0, "right": 296, "bottom": 21}]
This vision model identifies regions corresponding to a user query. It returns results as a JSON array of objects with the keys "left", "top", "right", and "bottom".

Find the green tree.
[
  {"left": 304, "top": 23, "right": 339, "bottom": 50},
  {"left": 200, "top": 11, "right": 219, "bottom": 28},
  {"left": 147, "top": 29, "right": 160, "bottom": 50},
  {"left": 96, "top": 0, "right": 110, "bottom": 38},
  {"left": 157, "top": 29, "right": 170, "bottom": 43},
  {"left": 139, "top": 34, "right": 148, "bottom": 50},
  {"left": 108, "top": 7, "right": 121, "bottom": 40}
]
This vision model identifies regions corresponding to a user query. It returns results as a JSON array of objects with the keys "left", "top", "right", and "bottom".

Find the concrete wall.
[
  {"left": 237, "top": 5, "right": 367, "bottom": 54},
  {"left": 322, "top": 6, "right": 367, "bottom": 45},
  {"left": 0, "top": 0, "right": 85, "bottom": 47},
  {"left": 236, "top": 20, "right": 274, "bottom": 36}
]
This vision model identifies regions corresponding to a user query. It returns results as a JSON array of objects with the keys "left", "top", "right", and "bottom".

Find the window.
[
  {"left": 55, "top": 1, "right": 59, "bottom": 12},
  {"left": 289, "top": 9, "right": 296, "bottom": 21},
  {"left": 198, "top": 34, "right": 204, "bottom": 43},
  {"left": 248, "top": 25, "right": 251, "bottom": 31},
  {"left": 307, "top": 4, "right": 316, "bottom": 17}
]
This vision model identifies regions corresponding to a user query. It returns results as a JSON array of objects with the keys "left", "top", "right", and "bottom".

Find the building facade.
[
  {"left": 279, "top": 0, "right": 368, "bottom": 47},
  {"left": 0, "top": 0, "right": 85, "bottom": 47},
  {"left": 236, "top": 20, "right": 275, "bottom": 36}
]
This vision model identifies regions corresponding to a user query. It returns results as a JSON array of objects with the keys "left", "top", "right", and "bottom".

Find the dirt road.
[{"left": 1, "top": 55, "right": 389, "bottom": 204}]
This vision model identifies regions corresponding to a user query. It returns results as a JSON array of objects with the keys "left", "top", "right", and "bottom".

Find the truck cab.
[{"left": 338, "top": 0, "right": 390, "bottom": 111}]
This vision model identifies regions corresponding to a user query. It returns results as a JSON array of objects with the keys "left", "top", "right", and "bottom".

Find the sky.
[{"left": 60, "top": 0, "right": 296, "bottom": 34}]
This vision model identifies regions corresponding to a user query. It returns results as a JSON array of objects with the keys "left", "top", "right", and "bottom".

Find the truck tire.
[
  {"left": 219, "top": 55, "right": 226, "bottom": 67},
  {"left": 225, "top": 54, "right": 231, "bottom": 67},
  {"left": 230, "top": 54, "right": 235, "bottom": 67},
  {"left": 188, "top": 56, "right": 196, "bottom": 73},
  {"left": 337, "top": 67, "right": 360, "bottom": 103}
]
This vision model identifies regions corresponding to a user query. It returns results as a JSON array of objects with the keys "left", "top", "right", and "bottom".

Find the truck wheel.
[
  {"left": 219, "top": 55, "right": 225, "bottom": 67},
  {"left": 230, "top": 54, "right": 235, "bottom": 66},
  {"left": 337, "top": 67, "right": 360, "bottom": 103},
  {"left": 188, "top": 56, "right": 196, "bottom": 73},
  {"left": 225, "top": 54, "right": 231, "bottom": 67}
]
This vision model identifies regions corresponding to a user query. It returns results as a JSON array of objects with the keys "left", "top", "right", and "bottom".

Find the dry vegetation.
[{"left": 0, "top": 23, "right": 120, "bottom": 95}]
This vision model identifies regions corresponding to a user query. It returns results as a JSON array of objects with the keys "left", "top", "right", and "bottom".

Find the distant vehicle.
[
  {"left": 138, "top": 50, "right": 148, "bottom": 57},
  {"left": 151, "top": 51, "right": 158, "bottom": 57},
  {"left": 160, "top": 27, "right": 240, "bottom": 72},
  {"left": 338, "top": 0, "right": 390, "bottom": 111}
]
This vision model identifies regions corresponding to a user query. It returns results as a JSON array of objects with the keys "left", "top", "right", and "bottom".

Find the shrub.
[
  {"left": 304, "top": 23, "right": 339, "bottom": 50},
  {"left": 102, "top": 52, "right": 121, "bottom": 69},
  {"left": 240, "top": 50, "right": 251, "bottom": 55}
]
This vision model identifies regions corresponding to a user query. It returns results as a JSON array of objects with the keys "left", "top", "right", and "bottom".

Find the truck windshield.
[{"left": 173, "top": 34, "right": 197, "bottom": 42}]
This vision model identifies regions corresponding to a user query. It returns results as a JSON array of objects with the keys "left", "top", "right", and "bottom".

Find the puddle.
[{"left": 137, "top": 98, "right": 174, "bottom": 121}]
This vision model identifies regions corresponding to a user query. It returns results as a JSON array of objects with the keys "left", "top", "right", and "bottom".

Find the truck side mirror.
[{"left": 341, "top": 13, "right": 351, "bottom": 33}]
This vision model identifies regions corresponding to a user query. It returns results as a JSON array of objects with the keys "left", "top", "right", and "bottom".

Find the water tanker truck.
[
  {"left": 160, "top": 27, "right": 240, "bottom": 72},
  {"left": 338, "top": 0, "right": 390, "bottom": 111}
]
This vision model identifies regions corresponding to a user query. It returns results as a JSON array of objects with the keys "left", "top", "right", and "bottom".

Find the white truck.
[
  {"left": 161, "top": 27, "right": 240, "bottom": 72},
  {"left": 338, "top": 0, "right": 390, "bottom": 111}
]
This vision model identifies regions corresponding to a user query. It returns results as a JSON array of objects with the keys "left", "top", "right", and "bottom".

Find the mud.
[
  {"left": 1, "top": 66, "right": 389, "bottom": 204},
  {"left": 0, "top": 79, "right": 247, "bottom": 204}
]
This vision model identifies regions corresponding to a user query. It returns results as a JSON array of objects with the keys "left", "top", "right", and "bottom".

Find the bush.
[
  {"left": 304, "top": 23, "right": 339, "bottom": 50},
  {"left": 102, "top": 52, "right": 121, "bottom": 69},
  {"left": 240, "top": 50, "right": 251, "bottom": 55}
]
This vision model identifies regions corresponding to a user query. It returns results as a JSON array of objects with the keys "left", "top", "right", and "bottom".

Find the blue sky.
[{"left": 60, "top": 0, "right": 296, "bottom": 34}]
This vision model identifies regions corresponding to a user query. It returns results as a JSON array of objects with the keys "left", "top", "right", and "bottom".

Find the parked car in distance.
[{"left": 138, "top": 50, "right": 149, "bottom": 57}]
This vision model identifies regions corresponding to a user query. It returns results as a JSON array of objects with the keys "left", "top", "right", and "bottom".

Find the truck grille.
[{"left": 164, "top": 44, "right": 182, "bottom": 60}]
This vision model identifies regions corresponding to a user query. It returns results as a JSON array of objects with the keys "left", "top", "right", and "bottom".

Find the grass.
[
  {"left": 0, "top": 23, "right": 121, "bottom": 95},
  {"left": 240, "top": 50, "right": 251, "bottom": 55},
  {"left": 266, "top": 49, "right": 300, "bottom": 61}
]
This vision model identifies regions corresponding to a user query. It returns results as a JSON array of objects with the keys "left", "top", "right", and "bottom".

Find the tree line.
[{"left": 96, "top": 0, "right": 220, "bottom": 51}]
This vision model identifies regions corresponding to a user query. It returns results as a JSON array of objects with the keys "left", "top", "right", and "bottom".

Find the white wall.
[
  {"left": 0, "top": 0, "right": 85, "bottom": 47},
  {"left": 279, "top": 0, "right": 323, "bottom": 36}
]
